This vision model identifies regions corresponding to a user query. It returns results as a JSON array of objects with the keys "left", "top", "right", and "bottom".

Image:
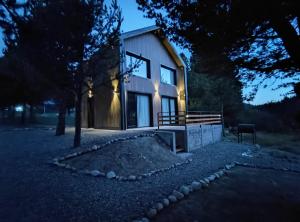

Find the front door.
[{"left": 127, "top": 92, "right": 151, "bottom": 128}]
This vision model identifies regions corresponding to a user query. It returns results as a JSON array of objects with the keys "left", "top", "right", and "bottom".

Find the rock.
[
  {"left": 208, "top": 175, "right": 216, "bottom": 181},
  {"left": 255, "top": 144, "right": 261, "bottom": 149},
  {"left": 179, "top": 185, "right": 190, "bottom": 195},
  {"left": 90, "top": 170, "right": 101, "bottom": 177},
  {"left": 155, "top": 202, "right": 164, "bottom": 211},
  {"left": 168, "top": 195, "right": 177, "bottom": 203},
  {"left": 141, "top": 218, "right": 150, "bottom": 222},
  {"left": 187, "top": 185, "right": 194, "bottom": 192},
  {"left": 106, "top": 171, "right": 116, "bottom": 179},
  {"left": 173, "top": 190, "right": 184, "bottom": 200},
  {"left": 162, "top": 198, "right": 170, "bottom": 206},
  {"left": 191, "top": 181, "right": 202, "bottom": 190},
  {"left": 225, "top": 164, "right": 231, "bottom": 170},
  {"left": 204, "top": 178, "right": 210, "bottom": 183},
  {"left": 146, "top": 208, "right": 157, "bottom": 218},
  {"left": 128, "top": 175, "right": 137, "bottom": 181},
  {"left": 92, "top": 145, "right": 98, "bottom": 150}
]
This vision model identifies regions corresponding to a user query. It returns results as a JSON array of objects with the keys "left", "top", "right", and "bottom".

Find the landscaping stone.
[
  {"left": 128, "top": 175, "right": 137, "bottom": 181},
  {"left": 141, "top": 218, "right": 150, "bottom": 222},
  {"left": 179, "top": 185, "right": 190, "bottom": 195},
  {"left": 173, "top": 190, "right": 184, "bottom": 200},
  {"left": 168, "top": 195, "right": 177, "bottom": 203},
  {"left": 208, "top": 175, "right": 216, "bottom": 181},
  {"left": 225, "top": 164, "right": 231, "bottom": 170},
  {"left": 155, "top": 202, "right": 164, "bottom": 211},
  {"left": 106, "top": 171, "right": 116, "bottom": 179},
  {"left": 191, "top": 181, "right": 202, "bottom": 190},
  {"left": 146, "top": 208, "right": 157, "bottom": 218},
  {"left": 90, "top": 170, "right": 102, "bottom": 177},
  {"left": 162, "top": 198, "right": 170, "bottom": 207}
]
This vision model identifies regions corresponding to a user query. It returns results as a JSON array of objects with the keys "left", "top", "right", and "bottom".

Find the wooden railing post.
[{"left": 157, "top": 112, "right": 160, "bottom": 130}]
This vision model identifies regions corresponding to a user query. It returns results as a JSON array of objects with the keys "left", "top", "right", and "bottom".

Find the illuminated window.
[
  {"left": 126, "top": 52, "right": 150, "bottom": 78},
  {"left": 160, "top": 65, "right": 176, "bottom": 85}
]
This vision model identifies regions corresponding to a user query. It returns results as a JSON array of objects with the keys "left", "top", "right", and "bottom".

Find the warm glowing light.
[
  {"left": 88, "top": 90, "right": 93, "bottom": 98},
  {"left": 154, "top": 82, "right": 159, "bottom": 95},
  {"left": 179, "top": 90, "right": 185, "bottom": 100}
]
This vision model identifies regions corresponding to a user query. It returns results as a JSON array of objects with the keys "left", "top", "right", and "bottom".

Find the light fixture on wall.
[
  {"left": 179, "top": 90, "right": 185, "bottom": 100},
  {"left": 88, "top": 89, "right": 93, "bottom": 98},
  {"left": 154, "top": 82, "right": 159, "bottom": 95}
]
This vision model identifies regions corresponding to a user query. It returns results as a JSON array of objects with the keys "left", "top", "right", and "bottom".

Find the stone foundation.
[{"left": 185, "top": 124, "right": 222, "bottom": 152}]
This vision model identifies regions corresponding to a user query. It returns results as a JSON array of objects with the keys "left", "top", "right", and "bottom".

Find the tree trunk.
[
  {"left": 73, "top": 86, "right": 82, "bottom": 147},
  {"left": 29, "top": 105, "right": 35, "bottom": 123},
  {"left": 55, "top": 99, "right": 66, "bottom": 136},
  {"left": 21, "top": 103, "right": 26, "bottom": 125},
  {"left": 271, "top": 15, "right": 300, "bottom": 68}
]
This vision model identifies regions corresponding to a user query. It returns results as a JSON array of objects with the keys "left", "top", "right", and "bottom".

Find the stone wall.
[{"left": 186, "top": 124, "right": 222, "bottom": 152}]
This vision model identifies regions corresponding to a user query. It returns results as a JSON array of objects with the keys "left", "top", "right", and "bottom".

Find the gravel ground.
[{"left": 0, "top": 127, "right": 299, "bottom": 222}]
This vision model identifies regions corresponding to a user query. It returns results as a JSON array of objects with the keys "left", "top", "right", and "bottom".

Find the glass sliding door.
[
  {"left": 161, "top": 97, "right": 177, "bottom": 125},
  {"left": 137, "top": 95, "right": 150, "bottom": 127},
  {"left": 169, "top": 98, "right": 176, "bottom": 123},
  {"left": 127, "top": 93, "right": 137, "bottom": 128},
  {"left": 161, "top": 97, "right": 170, "bottom": 124},
  {"left": 127, "top": 92, "right": 151, "bottom": 128}
]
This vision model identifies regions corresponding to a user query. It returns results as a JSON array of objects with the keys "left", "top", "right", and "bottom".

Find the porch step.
[{"left": 176, "top": 147, "right": 185, "bottom": 153}]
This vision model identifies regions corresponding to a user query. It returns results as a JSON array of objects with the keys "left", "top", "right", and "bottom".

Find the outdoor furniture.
[{"left": 238, "top": 124, "right": 256, "bottom": 144}]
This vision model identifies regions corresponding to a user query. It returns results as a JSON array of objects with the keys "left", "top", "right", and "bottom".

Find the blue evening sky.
[{"left": 0, "top": 0, "right": 291, "bottom": 105}]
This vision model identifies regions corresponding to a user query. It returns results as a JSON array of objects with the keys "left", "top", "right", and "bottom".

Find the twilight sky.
[{"left": 0, "top": 0, "right": 291, "bottom": 105}]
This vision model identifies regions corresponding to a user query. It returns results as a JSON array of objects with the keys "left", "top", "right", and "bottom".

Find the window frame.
[
  {"left": 126, "top": 51, "right": 151, "bottom": 79},
  {"left": 160, "top": 65, "right": 177, "bottom": 86}
]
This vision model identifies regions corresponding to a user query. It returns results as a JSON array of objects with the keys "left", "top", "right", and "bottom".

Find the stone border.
[
  {"left": 52, "top": 132, "right": 192, "bottom": 181},
  {"left": 132, "top": 162, "right": 237, "bottom": 222}
]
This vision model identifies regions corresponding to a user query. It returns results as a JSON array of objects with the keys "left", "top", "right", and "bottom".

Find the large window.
[
  {"left": 160, "top": 65, "right": 176, "bottom": 85},
  {"left": 126, "top": 52, "right": 150, "bottom": 79}
]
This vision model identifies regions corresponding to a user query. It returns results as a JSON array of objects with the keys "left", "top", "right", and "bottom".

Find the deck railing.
[{"left": 157, "top": 111, "right": 222, "bottom": 129}]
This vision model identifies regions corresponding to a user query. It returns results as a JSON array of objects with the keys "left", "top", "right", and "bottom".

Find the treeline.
[{"left": 239, "top": 97, "right": 300, "bottom": 132}]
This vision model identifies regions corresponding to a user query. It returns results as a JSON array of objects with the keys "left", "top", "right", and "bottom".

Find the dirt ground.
[
  {"left": 154, "top": 166, "right": 300, "bottom": 222},
  {"left": 63, "top": 136, "right": 184, "bottom": 176}
]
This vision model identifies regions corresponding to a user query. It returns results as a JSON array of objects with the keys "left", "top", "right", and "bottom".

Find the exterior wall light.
[
  {"left": 88, "top": 90, "right": 93, "bottom": 98},
  {"left": 179, "top": 90, "right": 185, "bottom": 100}
]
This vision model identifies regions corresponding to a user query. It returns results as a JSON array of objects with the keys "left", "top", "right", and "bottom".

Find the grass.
[{"left": 226, "top": 130, "right": 300, "bottom": 155}]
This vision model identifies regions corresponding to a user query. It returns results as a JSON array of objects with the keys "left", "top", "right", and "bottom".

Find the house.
[{"left": 81, "top": 26, "right": 188, "bottom": 130}]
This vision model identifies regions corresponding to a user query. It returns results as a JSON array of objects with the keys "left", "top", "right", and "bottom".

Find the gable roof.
[{"left": 120, "top": 26, "right": 186, "bottom": 68}]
